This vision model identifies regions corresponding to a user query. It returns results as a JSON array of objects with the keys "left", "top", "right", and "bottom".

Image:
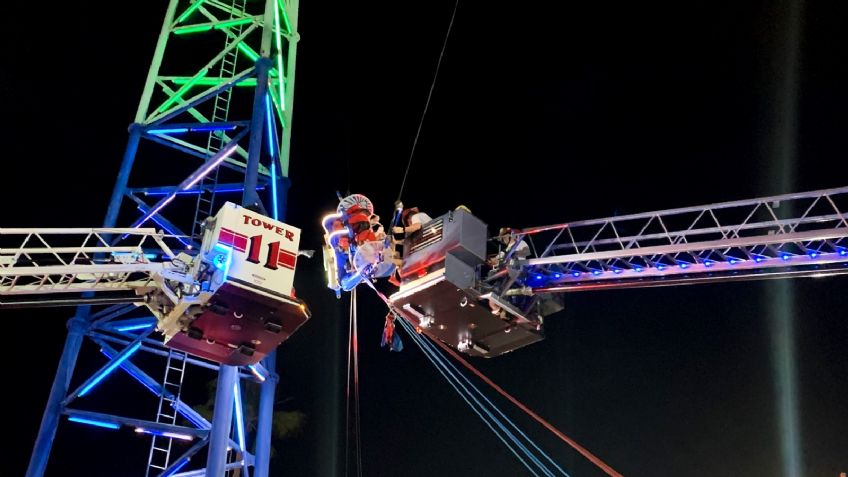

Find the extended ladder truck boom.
[
  {"left": 326, "top": 186, "right": 848, "bottom": 358},
  {"left": 1, "top": 202, "right": 311, "bottom": 365}
]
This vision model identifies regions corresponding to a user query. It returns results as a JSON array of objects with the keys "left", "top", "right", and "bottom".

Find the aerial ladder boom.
[
  {"left": 378, "top": 185, "right": 848, "bottom": 358},
  {"left": 1, "top": 202, "right": 311, "bottom": 365},
  {"left": 511, "top": 185, "right": 848, "bottom": 293},
  {"left": 0, "top": 227, "right": 176, "bottom": 304}
]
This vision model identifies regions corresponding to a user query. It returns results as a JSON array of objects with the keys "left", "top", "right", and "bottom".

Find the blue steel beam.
[
  {"left": 91, "top": 303, "right": 138, "bottom": 326},
  {"left": 25, "top": 316, "right": 87, "bottom": 477},
  {"left": 132, "top": 203, "right": 191, "bottom": 245},
  {"left": 207, "top": 365, "right": 237, "bottom": 475},
  {"left": 104, "top": 126, "right": 144, "bottom": 232},
  {"left": 173, "top": 462, "right": 248, "bottom": 477},
  {"left": 253, "top": 353, "right": 278, "bottom": 477},
  {"left": 63, "top": 409, "right": 209, "bottom": 439},
  {"left": 242, "top": 58, "right": 272, "bottom": 210},
  {"left": 125, "top": 195, "right": 191, "bottom": 238},
  {"left": 101, "top": 317, "right": 158, "bottom": 333},
  {"left": 255, "top": 1, "right": 300, "bottom": 468},
  {"left": 142, "top": 132, "right": 210, "bottom": 160},
  {"left": 145, "top": 120, "right": 247, "bottom": 133},
  {"left": 67, "top": 416, "right": 121, "bottom": 430},
  {"left": 95, "top": 339, "right": 174, "bottom": 397},
  {"left": 131, "top": 183, "right": 264, "bottom": 196},
  {"left": 233, "top": 379, "right": 249, "bottom": 475},
  {"left": 129, "top": 128, "right": 251, "bottom": 229},
  {"left": 247, "top": 363, "right": 269, "bottom": 382},
  {"left": 158, "top": 437, "right": 210, "bottom": 477},
  {"left": 153, "top": 81, "right": 262, "bottom": 173},
  {"left": 95, "top": 338, "right": 248, "bottom": 454},
  {"left": 254, "top": 92, "right": 279, "bottom": 474},
  {"left": 92, "top": 333, "right": 230, "bottom": 376},
  {"left": 63, "top": 333, "right": 148, "bottom": 403}
]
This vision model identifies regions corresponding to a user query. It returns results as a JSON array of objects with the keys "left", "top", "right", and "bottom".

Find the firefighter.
[{"left": 392, "top": 206, "right": 432, "bottom": 235}]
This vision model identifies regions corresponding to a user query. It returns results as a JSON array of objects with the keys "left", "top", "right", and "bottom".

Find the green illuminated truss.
[{"left": 124, "top": 0, "right": 300, "bottom": 240}]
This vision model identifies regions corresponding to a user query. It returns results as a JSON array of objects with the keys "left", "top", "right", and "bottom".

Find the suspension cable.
[
  {"left": 396, "top": 0, "right": 461, "bottom": 203},
  {"left": 345, "top": 292, "right": 353, "bottom": 477},
  {"left": 345, "top": 289, "right": 363, "bottom": 477},
  {"left": 353, "top": 289, "right": 363, "bottom": 477}
]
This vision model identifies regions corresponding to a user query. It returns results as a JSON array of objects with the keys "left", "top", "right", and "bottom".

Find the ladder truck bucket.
[
  {"left": 162, "top": 202, "right": 311, "bottom": 365},
  {"left": 389, "top": 209, "right": 545, "bottom": 358}
]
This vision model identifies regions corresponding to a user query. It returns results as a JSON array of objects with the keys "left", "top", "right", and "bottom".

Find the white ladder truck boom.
[
  {"left": 383, "top": 185, "right": 848, "bottom": 357},
  {"left": 1, "top": 202, "right": 311, "bottom": 365}
]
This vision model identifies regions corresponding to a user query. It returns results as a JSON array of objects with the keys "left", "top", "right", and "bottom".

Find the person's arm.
[
  {"left": 392, "top": 223, "right": 422, "bottom": 234},
  {"left": 513, "top": 242, "right": 531, "bottom": 259},
  {"left": 405, "top": 222, "right": 423, "bottom": 233}
]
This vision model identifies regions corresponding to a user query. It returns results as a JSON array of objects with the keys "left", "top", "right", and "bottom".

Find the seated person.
[
  {"left": 370, "top": 214, "right": 386, "bottom": 241},
  {"left": 487, "top": 228, "right": 532, "bottom": 317},
  {"left": 347, "top": 204, "right": 377, "bottom": 246},
  {"left": 487, "top": 227, "right": 531, "bottom": 268},
  {"left": 330, "top": 218, "right": 350, "bottom": 251}
]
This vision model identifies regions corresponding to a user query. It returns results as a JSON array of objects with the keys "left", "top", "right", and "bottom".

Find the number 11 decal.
[{"left": 246, "top": 235, "right": 282, "bottom": 270}]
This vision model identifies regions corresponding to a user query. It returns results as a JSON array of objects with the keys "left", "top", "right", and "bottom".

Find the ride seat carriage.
[{"left": 322, "top": 195, "right": 396, "bottom": 295}]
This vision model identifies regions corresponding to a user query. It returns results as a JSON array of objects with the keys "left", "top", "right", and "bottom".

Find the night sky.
[{"left": 4, "top": 1, "right": 848, "bottom": 476}]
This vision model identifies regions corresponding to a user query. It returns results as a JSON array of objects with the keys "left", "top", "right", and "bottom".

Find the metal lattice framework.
[
  {"left": 504, "top": 186, "right": 848, "bottom": 294},
  {"left": 24, "top": 1, "right": 300, "bottom": 476},
  {"left": 0, "top": 228, "right": 174, "bottom": 298}
]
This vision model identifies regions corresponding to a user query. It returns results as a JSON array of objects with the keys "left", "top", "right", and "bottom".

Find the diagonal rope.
[
  {"left": 426, "top": 330, "right": 624, "bottom": 477},
  {"left": 396, "top": 0, "right": 461, "bottom": 202},
  {"left": 406, "top": 319, "right": 571, "bottom": 477},
  {"left": 361, "top": 279, "right": 622, "bottom": 477},
  {"left": 362, "top": 281, "right": 565, "bottom": 476},
  {"left": 396, "top": 316, "right": 549, "bottom": 477}
]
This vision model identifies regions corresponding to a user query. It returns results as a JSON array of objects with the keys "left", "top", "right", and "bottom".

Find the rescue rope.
[
  {"left": 363, "top": 279, "right": 563, "bottom": 475},
  {"left": 427, "top": 333, "right": 624, "bottom": 477},
  {"left": 353, "top": 290, "right": 363, "bottom": 477},
  {"left": 344, "top": 292, "right": 352, "bottom": 477},
  {"left": 396, "top": 315, "right": 554, "bottom": 476},
  {"left": 403, "top": 315, "right": 572, "bottom": 476},
  {"left": 396, "top": 0, "right": 460, "bottom": 203},
  {"left": 361, "top": 280, "right": 623, "bottom": 477},
  {"left": 345, "top": 289, "right": 364, "bottom": 477}
]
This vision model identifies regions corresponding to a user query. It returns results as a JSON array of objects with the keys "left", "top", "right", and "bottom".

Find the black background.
[{"left": 3, "top": 1, "right": 847, "bottom": 476}]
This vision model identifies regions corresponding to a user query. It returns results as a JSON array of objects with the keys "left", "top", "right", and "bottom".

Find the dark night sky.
[{"left": 3, "top": 1, "right": 848, "bottom": 476}]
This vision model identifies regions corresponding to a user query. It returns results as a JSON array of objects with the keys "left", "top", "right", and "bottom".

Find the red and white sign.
[{"left": 211, "top": 202, "right": 301, "bottom": 296}]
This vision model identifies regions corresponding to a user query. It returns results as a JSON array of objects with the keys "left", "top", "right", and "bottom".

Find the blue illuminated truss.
[{"left": 25, "top": 1, "right": 301, "bottom": 476}]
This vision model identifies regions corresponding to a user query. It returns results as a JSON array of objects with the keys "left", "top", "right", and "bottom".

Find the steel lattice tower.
[{"left": 26, "top": 0, "right": 300, "bottom": 475}]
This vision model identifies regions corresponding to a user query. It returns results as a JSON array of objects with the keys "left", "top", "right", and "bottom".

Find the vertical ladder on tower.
[
  {"left": 191, "top": 0, "right": 250, "bottom": 245},
  {"left": 145, "top": 350, "right": 189, "bottom": 476}
]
